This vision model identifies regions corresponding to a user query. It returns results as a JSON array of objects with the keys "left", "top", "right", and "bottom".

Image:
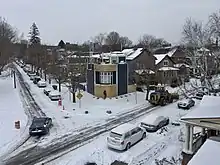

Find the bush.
[
  {"left": 85, "top": 111, "right": 89, "bottom": 114},
  {"left": 111, "top": 161, "right": 128, "bottom": 165}
]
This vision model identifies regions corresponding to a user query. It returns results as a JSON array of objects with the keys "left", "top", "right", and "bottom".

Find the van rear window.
[{"left": 110, "top": 132, "right": 122, "bottom": 139}]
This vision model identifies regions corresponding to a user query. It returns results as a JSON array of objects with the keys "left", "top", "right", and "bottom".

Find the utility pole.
[{"left": 13, "top": 70, "right": 16, "bottom": 88}]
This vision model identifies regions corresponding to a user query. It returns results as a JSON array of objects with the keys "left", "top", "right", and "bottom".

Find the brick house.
[
  {"left": 123, "top": 48, "right": 156, "bottom": 84},
  {"left": 154, "top": 54, "right": 179, "bottom": 85}
]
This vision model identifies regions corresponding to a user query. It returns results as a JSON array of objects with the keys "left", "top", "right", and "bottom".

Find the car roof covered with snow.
[
  {"left": 49, "top": 90, "right": 61, "bottom": 96},
  {"left": 141, "top": 114, "right": 166, "bottom": 126},
  {"left": 111, "top": 123, "right": 136, "bottom": 134}
]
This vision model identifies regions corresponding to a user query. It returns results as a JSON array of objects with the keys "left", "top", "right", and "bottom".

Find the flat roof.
[
  {"left": 181, "top": 96, "right": 220, "bottom": 120},
  {"left": 188, "top": 139, "right": 220, "bottom": 165},
  {"left": 111, "top": 123, "right": 136, "bottom": 134}
]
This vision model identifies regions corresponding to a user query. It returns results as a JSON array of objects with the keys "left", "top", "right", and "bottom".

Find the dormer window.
[{"left": 163, "top": 60, "right": 169, "bottom": 66}]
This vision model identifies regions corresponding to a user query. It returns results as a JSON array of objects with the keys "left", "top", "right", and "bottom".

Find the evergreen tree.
[
  {"left": 29, "top": 22, "right": 41, "bottom": 45},
  {"left": 58, "top": 40, "right": 66, "bottom": 49}
]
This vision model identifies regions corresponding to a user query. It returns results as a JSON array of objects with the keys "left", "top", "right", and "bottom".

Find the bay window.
[{"left": 100, "top": 72, "right": 113, "bottom": 84}]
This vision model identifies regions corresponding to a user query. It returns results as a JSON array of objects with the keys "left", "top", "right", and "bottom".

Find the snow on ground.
[
  {"left": 15, "top": 64, "right": 150, "bottom": 141},
  {"left": 45, "top": 99, "right": 201, "bottom": 165},
  {"left": 0, "top": 70, "right": 28, "bottom": 157}
]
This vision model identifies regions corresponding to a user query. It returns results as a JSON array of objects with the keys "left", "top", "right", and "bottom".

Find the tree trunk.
[
  {"left": 44, "top": 72, "right": 47, "bottom": 81},
  {"left": 58, "top": 78, "right": 61, "bottom": 92},
  {"left": 72, "top": 92, "right": 76, "bottom": 103},
  {"left": 146, "top": 89, "right": 149, "bottom": 100}
]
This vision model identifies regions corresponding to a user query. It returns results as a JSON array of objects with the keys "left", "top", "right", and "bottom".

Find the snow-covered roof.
[
  {"left": 174, "top": 63, "right": 190, "bottom": 68},
  {"left": 198, "top": 47, "right": 210, "bottom": 52},
  {"left": 153, "top": 47, "right": 178, "bottom": 65},
  {"left": 158, "top": 67, "right": 179, "bottom": 71},
  {"left": 111, "top": 123, "right": 136, "bottom": 134},
  {"left": 154, "top": 54, "right": 167, "bottom": 65},
  {"left": 181, "top": 96, "right": 220, "bottom": 119},
  {"left": 135, "top": 69, "right": 155, "bottom": 75},
  {"left": 188, "top": 139, "right": 220, "bottom": 165},
  {"left": 126, "top": 48, "right": 143, "bottom": 60}
]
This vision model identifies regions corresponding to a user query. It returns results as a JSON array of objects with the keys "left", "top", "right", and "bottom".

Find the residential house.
[
  {"left": 154, "top": 54, "right": 179, "bottom": 85},
  {"left": 180, "top": 96, "right": 220, "bottom": 165},
  {"left": 123, "top": 48, "right": 156, "bottom": 85},
  {"left": 154, "top": 46, "right": 191, "bottom": 78},
  {"left": 87, "top": 52, "right": 136, "bottom": 98}
]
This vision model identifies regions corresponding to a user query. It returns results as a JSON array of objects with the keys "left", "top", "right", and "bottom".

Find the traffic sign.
[{"left": 76, "top": 92, "right": 83, "bottom": 99}]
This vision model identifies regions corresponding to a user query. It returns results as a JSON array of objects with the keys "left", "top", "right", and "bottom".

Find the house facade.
[
  {"left": 154, "top": 54, "right": 179, "bottom": 85},
  {"left": 123, "top": 48, "right": 156, "bottom": 85},
  {"left": 87, "top": 52, "right": 136, "bottom": 98}
]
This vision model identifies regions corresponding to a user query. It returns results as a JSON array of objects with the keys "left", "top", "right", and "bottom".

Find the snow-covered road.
[{"left": 44, "top": 100, "right": 201, "bottom": 165}]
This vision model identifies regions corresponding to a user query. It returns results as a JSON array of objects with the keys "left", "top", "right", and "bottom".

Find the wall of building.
[
  {"left": 118, "top": 63, "right": 128, "bottom": 95},
  {"left": 94, "top": 84, "right": 117, "bottom": 98},
  {"left": 94, "top": 64, "right": 116, "bottom": 72}
]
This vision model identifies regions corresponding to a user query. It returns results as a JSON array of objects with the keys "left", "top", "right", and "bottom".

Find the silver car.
[{"left": 178, "top": 99, "right": 195, "bottom": 109}]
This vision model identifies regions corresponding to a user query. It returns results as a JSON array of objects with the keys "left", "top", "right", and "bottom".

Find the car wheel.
[
  {"left": 142, "top": 133, "right": 146, "bottom": 139},
  {"left": 125, "top": 142, "right": 131, "bottom": 150}
]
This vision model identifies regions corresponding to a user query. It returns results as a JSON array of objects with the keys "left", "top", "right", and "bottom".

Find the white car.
[
  {"left": 177, "top": 98, "right": 195, "bottom": 109},
  {"left": 107, "top": 123, "right": 146, "bottom": 151},
  {"left": 37, "top": 80, "right": 47, "bottom": 88},
  {"left": 49, "top": 90, "right": 61, "bottom": 101},
  {"left": 140, "top": 114, "right": 169, "bottom": 132}
]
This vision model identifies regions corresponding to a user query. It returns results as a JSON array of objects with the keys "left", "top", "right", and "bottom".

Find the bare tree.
[
  {"left": 105, "top": 31, "right": 121, "bottom": 45},
  {"left": 92, "top": 33, "right": 106, "bottom": 45},
  {"left": 209, "top": 10, "right": 220, "bottom": 40},
  {"left": 138, "top": 34, "right": 169, "bottom": 50},
  {"left": 119, "top": 36, "right": 133, "bottom": 48},
  {"left": 182, "top": 18, "right": 212, "bottom": 47},
  {"left": 0, "top": 17, "right": 17, "bottom": 74}
]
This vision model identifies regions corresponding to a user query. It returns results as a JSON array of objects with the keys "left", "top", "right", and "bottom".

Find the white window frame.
[
  {"left": 163, "top": 60, "right": 169, "bottom": 66},
  {"left": 100, "top": 72, "right": 113, "bottom": 84}
]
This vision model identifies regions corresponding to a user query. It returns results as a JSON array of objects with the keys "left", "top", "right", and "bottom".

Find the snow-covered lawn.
[
  {"left": 0, "top": 70, "right": 28, "bottom": 157},
  {"left": 43, "top": 99, "right": 201, "bottom": 165}
]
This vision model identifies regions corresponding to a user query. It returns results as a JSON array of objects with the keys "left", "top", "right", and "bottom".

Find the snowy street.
[{"left": 42, "top": 99, "right": 201, "bottom": 165}]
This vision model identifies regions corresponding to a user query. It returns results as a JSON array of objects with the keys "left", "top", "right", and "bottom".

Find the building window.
[
  {"left": 163, "top": 60, "right": 169, "bottom": 66},
  {"left": 100, "top": 72, "right": 113, "bottom": 84}
]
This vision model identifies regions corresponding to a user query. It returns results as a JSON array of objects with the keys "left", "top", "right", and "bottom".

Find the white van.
[{"left": 107, "top": 123, "right": 146, "bottom": 151}]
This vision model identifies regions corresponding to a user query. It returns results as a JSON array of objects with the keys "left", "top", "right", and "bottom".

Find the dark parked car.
[
  {"left": 33, "top": 76, "right": 41, "bottom": 84},
  {"left": 29, "top": 117, "right": 52, "bottom": 136},
  {"left": 177, "top": 98, "right": 195, "bottom": 109},
  {"left": 194, "top": 92, "right": 205, "bottom": 100}
]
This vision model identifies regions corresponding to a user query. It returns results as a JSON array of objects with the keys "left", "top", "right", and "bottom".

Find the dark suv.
[{"left": 29, "top": 117, "right": 52, "bottom": 136}]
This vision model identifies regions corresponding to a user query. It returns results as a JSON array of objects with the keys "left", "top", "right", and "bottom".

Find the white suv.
[{"left": 107, "top": 123, "right": 146, "bottom": 151}]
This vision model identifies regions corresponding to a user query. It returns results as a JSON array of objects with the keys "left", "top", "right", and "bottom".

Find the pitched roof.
[
  {"left": 154, "top": 54, "right": 167, "bottom": 65},
  {"left": 125, "top": 48, "right": 144, "bottom": 60}
]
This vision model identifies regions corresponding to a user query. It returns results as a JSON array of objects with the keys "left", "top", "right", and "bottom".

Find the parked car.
[
  {"left": 37, "top": 80, "right": 47, "bottom": 88},
  {"left": 27, "top": 72, "right": 36, "bottom": 77},
  {"left": 194, "top": 92, "right": 205, "bottom": 100},
  {"left": 43, "top": 87, "right": 53, "bottom": 96},
  {"left": 177, "top": 98, "right": 195, "bottom": 109},
  {"left": 33, "top": 76, "right": 41, "bottom": 84},
  {"left": 107, "top": 123, "right": 146, "bottom": 151},
  {"left": 139, "top": 114, "right": 169, "bottom": 132},
  {"left": 49, "top": 90, "right": 61, "bottom": 101},
  {"left": 29, "top": 117, "right": 52, "bottom": 136}
]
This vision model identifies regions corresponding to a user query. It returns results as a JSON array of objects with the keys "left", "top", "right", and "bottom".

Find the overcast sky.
[{"left": 1, "top": 0, "right": 220, "bottom": 45}]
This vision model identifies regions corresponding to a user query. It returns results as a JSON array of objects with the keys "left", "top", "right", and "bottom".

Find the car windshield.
[
  {"left": 110, "top": 132, "right": 122, "bottom": 139},
  {"left": 33, "top": 118, "right": 46, "bottom": 124}
]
